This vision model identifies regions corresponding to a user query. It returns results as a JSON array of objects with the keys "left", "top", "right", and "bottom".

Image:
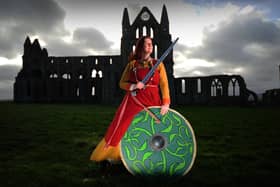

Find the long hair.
[{"left": 128, "top": 36, "right": 152, "bottom": 61}]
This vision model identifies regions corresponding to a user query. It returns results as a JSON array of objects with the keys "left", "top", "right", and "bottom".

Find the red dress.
[
  {"left": 104, "top": 60, "right": 162, "bottom": 147},
  {"left": 90, "top": 59, "right": 170, "bottom": 161}
]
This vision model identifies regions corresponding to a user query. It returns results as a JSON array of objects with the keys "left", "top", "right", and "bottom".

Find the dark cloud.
[
  {"left": 183, "top": 0, "right": 280, "bottom": 19},
  {"left": 38, "top": 27, "right": 115, "bottom": 56},
  {"left": 0, "top": 0, "right": 115, "bottom": 59},
  {"left": 0, "top": 0, "right": 67, "bottom": 59},
  {"left": 177, "top": 11, "right": 280, "bottom": 93},
  {"left": 0, "top": 0, "right": 66, "bottom": 33},
  {"left": 72, "top": 28, "right": 114, "bottom": 51},
  {"left": 191, "top": 16, "right": 280, "bottom": 63},
  {"left": 42, "top": 37, "right": 89, "bottom": 57}
]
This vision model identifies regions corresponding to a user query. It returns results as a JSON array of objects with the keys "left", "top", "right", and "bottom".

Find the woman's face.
[{"left": 143, "top": 38, "right": 153, "bottom": 55}]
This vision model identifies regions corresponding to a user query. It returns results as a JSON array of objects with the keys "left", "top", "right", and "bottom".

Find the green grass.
[{"left": 0, "top": 102, "right": 279, "bottom": 187}]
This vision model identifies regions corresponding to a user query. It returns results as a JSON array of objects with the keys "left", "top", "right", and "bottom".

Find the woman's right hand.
[
  {"left": 130, "top": 81, "right": 145, "bottom": 91},
  {"left": 135, "top": 81, "right": 145, "bottom": 89}
]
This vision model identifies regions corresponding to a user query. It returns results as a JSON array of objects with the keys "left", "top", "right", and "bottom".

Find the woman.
[{"left": 90, "top": 36, "right": 170, "bottom": 162}]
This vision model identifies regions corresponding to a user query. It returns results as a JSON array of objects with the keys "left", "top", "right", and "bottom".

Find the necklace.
[{"left": 140, "top": 57, "right": 151, "bottom": 64}]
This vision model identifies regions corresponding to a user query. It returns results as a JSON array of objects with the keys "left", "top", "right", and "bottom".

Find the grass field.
[{"left": 0, "top": 101, "right": 279, "bottom": 187}]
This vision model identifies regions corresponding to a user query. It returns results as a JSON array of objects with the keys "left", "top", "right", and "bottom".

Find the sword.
[
  {"left": 142, "top": 37, "right": 179, "bottom": 84},
  {"left": 131, "top": 37, "right": 179, "bottom": 96}
]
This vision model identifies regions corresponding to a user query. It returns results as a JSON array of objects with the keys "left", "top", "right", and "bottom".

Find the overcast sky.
[{"left": 0, "top": 0, "right": 280, "bottom": 100}]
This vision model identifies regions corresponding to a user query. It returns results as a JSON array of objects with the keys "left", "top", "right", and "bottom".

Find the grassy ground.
[{"left": 0, "top": 101, "right": 279, "bottom": 187}]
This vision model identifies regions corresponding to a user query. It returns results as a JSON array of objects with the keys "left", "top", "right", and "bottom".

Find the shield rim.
[{"left": 120, "top": 106, "right": 197, "bottom": 176}]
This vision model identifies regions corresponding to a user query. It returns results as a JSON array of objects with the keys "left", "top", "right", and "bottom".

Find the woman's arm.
[
  {"left": 119, "top": 60, "right": 136, "bottom": 91},
  {"left": 158, "top": 63, "right": 170, "bottom": 105}
]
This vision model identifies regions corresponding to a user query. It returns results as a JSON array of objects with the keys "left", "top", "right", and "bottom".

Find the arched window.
[
  {"left": 91, "top": 69, "right": 97, "bottom": 78},
  {"left": 143, "top": 26, "right": 147, "bottom": 36},
  {"left": 133, "top": 45, "right": 136, "bottom": 52},
  {"left": 80, "top": 58, "right": 83, "bottom": 63},
  {"left": 211, "top": 78, "right": 223, "bottom": 96},
  {"left": 136, "top": 28, "right": 139, "bottom": 38},
  {"left": 228, "top": 78, "right": 240, "bottom": 96},
  {"left": 65, "top": 59, "right": 68, "bottom": 63},
  {"left": 53, "top": 74, "right": 58, "bottom": 78},
  {"left": 150, "top": 27, "right": 154, "bottom": 38},
  {"left": 154, "top": 45, "right": 158, "bottom": 59},
  {"left": 92, "top": 86, "right": 95, "bottom": 96},
  {"left": 110, "top": 58, "right": 112, "bottom": 65},
  {"left": 98, "top": 70, "right": 103, "bottom": 78},
  {"left": 235, "top": 81, "right": 240, "bottom": 96},
  {"left": 62, "top": 73, "right": 68, "bottom": 79},
  {"left": 95, "top": 59, "right": 98, "bottom": 65},
  {"left": 76, "top": 88, "right": 79, "bottom": 97},
  {"left": 228, "top": 81, "right": 234, "bottom": 96},
  {"left": 181, "top": 79, "right": 186, "bottom": 94},
  {"left": 197, "top": 79, "right": 201, "bottom": 93},
  {"left": 79, "top": 74, "right": 83, "bottom": 79}
]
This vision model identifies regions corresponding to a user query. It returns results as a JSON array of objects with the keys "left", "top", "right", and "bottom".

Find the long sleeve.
[
  {"left": 119, "top": 61, "right": 134, "bottom": 91},
  {"left": 158, "top": 63, "right": 170, "bottom": 105}
]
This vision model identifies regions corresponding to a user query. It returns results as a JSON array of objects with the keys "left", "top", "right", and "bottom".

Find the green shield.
[{"left": 120, "top": 106, "right": 197, "bottom": 176}]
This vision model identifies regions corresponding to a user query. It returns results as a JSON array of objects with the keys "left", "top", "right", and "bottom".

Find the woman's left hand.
[{"left": 160, "top": 104, "right": 169, "bottom": 115}]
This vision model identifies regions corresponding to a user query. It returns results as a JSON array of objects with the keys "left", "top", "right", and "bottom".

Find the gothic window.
[
  {"left": 133, "top": 45, "right": 136, "bottom": 52},
  {"left": 235, "top": 79, "right": 240, "bottom": 96},
  {"left": 79, "top": 74, "right": 83, "bottom": 79},
  {"left": 62, "top": 74, "right": 67, "bottom": 79},
  {"left": 228, "top": 78, "right": 240, "bottom": 96},
  {"left": 62, "top": 73, "right": 71, "bottom": 79},
  {"left": 228, "top": 80, "right": 233, "bottom": 96},
  {"left": 92, "top": 86, "right": 95, "bottom": 96},
  {"left": 143, "top": 26, "right": 147, "bottom": 36},
  {"left": 181, "top": 79, "right": 186, "bottom": 94},
  {"left": 76, "top": 88, "right": 80, "bottom": 97},
  {"left": 211, "top": 78, "right": 223, "bottom": 96},
  {"left": 49, "top": 73, "right": 58, "bottom": 79},
  {"left": 154, "top": 45, "right": 158, "bottom": 59},
  {"left": 150, "top": 27, "right": 154, "bottom": 38},
  {"left": 136, "top": 28, "right": 139, "bottom": 38},
  {"left": 110, "top": 58, "right": 112, "bottom": 65},
  {"left": 81, "top": 58, "right": 83, "bottom": 63},
  {"left": 98, "top": 70, "right": 103, "bottom": 78},
  {"left": 197, "top": 79, "right": 201, "bottom": 93},
  {"left": 66, "top": 59, "right": 69, "bottom": 63},
  {"left": 51, "top": 59, "right": 54, "bottom": 63},
  {"left": 95, "top": 59, "right": 98, "bottom": 65},
  {"left": 91, "top": 69, "right": 97, "bottom": 78}
]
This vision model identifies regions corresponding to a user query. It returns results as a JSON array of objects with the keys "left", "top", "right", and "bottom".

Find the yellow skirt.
[{"left": 90, "top": 138, "right": 121, "bottom": 162}]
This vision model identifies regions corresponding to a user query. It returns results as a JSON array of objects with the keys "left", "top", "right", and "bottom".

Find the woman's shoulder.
[
  {"left": 128, "top": 60, "right": 137, "bottom": 67},
  {"left": 124, "top": 60, "right": 137, "bottom": 70},
  {"left": 152, "top": 59, "right": 165, "bottom": 70}
]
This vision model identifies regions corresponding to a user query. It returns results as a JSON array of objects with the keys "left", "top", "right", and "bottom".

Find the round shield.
[{"left": 120, "top": 106, "right": 197, "bottom": 176}]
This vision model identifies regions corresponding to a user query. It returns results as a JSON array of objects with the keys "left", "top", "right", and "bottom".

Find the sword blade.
[{"left": 141, "top": 37, "right": 179, "bottom": 84}]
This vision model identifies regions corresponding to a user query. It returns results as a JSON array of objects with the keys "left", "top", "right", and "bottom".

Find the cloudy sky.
[{"left": 0, "top": 0, "right": 280, "bottom": 100}]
